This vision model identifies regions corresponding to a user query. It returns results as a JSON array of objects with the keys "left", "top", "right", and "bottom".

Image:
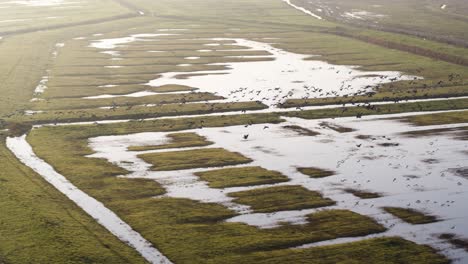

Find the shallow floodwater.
[
  {"left": 86, "top": 36, "right": 417, "bottom": 107},
  {"left": 144, "top": 38, "right": 417, "bottom": 107},
  {"left": 6, "top": 136, "right": 172, "bottom": 264},
  {"left": 87, "top": 115, "right": 468, "bottom": 263}
]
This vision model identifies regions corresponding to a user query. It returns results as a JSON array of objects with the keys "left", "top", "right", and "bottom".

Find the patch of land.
[
  {"left": 195, "top": 166, "right": 290, "bottom": 188},
  {"left": 208, "top": 236, "right": 449, "bottom": 264},
  {"left": 383, "top": 207, "right": 438, "bottom": 225},
  {"left": 139, "top": 148, "right": 252, "bottom": 171},
  {"left": 401, "top": 126, "right": 468, "bottom": 140},
  {"left": 319, "top": 122, "right": 355, "bottom": 133},
  {"left": 128, "top": 132, "right": 212, "bottom": 151},
  {"left": 285, "top": 98, "right": 468, "bottom": 120},
  {"left": 30, "top": 92, "right": 223, "bottom": 111},
  {"left": 12, "top": 101, "right": 268, "bottom": 125},
  {"left": 229, "top": 185, "right": 335, "bottom": 213},
  {"left": 297, "top": 167, "right": 335, "bottom": 178},
  {"left": 282, "top": 125, "right": 320, "bottom": 136},
  {"left": 344, "top": 188, "right": 382, "bottom": 199}
]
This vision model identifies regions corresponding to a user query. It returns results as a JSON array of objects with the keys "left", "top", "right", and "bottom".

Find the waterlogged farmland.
[{"left": 1, "top": 0, "right": 468, "bottom": 263}]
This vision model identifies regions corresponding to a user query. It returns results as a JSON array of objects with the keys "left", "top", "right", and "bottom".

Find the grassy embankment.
[{"left": 0, "top": 136, "right": 147, "bottom": 264}]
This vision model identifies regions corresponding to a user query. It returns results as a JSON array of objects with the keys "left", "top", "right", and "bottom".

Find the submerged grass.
[
  {"left": 282, "top": 125, "right": 320, "bottom": 136},
  {"left": 195, "top": 166, "right": 289, "bottom": 188},
  {"left": 400, "top": 110, "right": 468, "bottom": 126},
  {"left": 138, "top": 147, "right": 252, "bottom": 171},
  {"left": 319, "top": 122, "right": 355, "bottom": 133},
  {"left": 383, "top": 207, "right": 439, "bottom": 225},
  {"left": 344, "top": 188, "right": 382, "bottom": 199},
  {"left": 438, "top": 233, "right": 468, "bottom": 252},
  {"left": 229, "top": 185, "right": 335, "bottom": 213}
]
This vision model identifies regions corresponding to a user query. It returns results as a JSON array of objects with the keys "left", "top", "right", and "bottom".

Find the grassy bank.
[{"left": 0, "top": 136, "right": 147, "bottom": 264}]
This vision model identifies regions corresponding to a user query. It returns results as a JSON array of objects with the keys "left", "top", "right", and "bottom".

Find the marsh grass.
[
  {"left": 14, "top": 101, "right": 268, "bottom": 124},
  {"left": 383, "top": 207, "right": 438, "bottom": 224},
  {"left": 286, "top": 98, "right": 468, "bottom": 120},
  {"left": 229, "top": 185, "right": 335, "bottom": 213},
  {"left": 195, "top": 166, "right": 290, "bottom": 188},
  {"left": 439, "top": 233, "right": 468, "bottom": 252},
  {"left": 344, "top": 188, "right": 382, "bottom": 199},
  {"left": 282, "top": 125, "right": 320, "bottom": 136},
  {"left": 207, "top": 236, "right": 449, "bottom": 264},
  {"left": 281, "top": 85, "right": 468, "bottom": 108},
  {"left": 31, "top": 92, "right": 223, "bottom": 111},
  {"left": 319, "top": 122, "right": 355, "bottom": 133},
  {"left": 401, "top": 126, "right": 468, "bottom": 139},
  {"left": 400, "top": 110, "right": 468, "bottom": 126},
  {"left": 297, "top": 167, "right": 335, "bottom": 178},
  {"left": 138, "top": 148, "right": 252, "bottom": 171},
  {"left": 128, "top": 132, "right": 213, "bottom": 151}
]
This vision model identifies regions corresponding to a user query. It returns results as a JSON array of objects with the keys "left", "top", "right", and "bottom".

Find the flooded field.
[
  {"left": 1, "top": 0, "right": 467, "bottom": 263},
  {"left": 84, "top": 114, "right": 468, "bottom": 262}
]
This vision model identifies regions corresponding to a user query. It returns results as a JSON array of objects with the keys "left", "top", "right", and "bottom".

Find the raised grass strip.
[
  {"left": 31, "top": 92, "right": 223, "bottom": 111},
  {"left": 383, "top": 207, "right": 438, "bottom": 225},
  {"left": 12, "top": 101, "right": 268, "bottom": 125},
  {"left": 139, "top": 148, "right": 252, "bottom": 171},
  {"left": 285, "top": 98, "right": 468, "bottom": 120},
  {"left": 229, "top": 185, "right": 335, "bottom": 213},
  {"left": 297, "top": 167, "right": 335, "bottom": 178},
  {"left": 195, "top": 166, "right": 290, "bottom": 188}
]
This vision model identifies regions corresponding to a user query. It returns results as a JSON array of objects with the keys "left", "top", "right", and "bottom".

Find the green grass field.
[{"left": 0, "top": 136, "right": 147, "bottom": 264}]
